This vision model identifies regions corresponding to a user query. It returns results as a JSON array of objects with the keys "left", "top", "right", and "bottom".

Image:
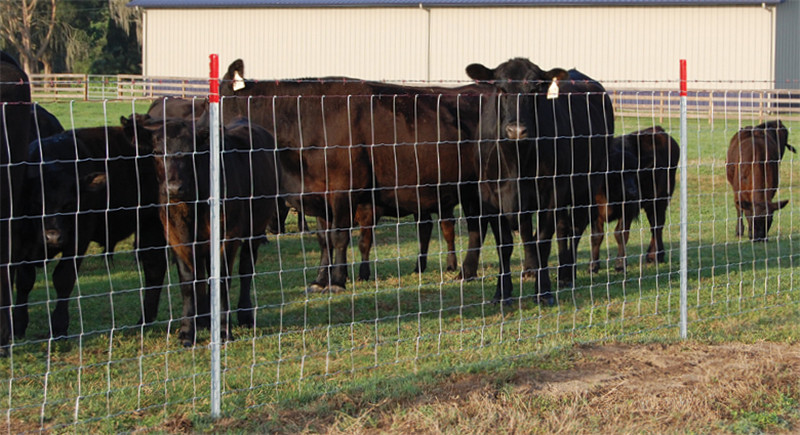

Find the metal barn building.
[{"left": 127, "top": 0, "right": 800, "bottom": 90}]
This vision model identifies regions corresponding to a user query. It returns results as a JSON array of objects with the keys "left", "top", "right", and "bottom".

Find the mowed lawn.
[{"left": 3, "top": 100, "right": 800, "bottom": 432}]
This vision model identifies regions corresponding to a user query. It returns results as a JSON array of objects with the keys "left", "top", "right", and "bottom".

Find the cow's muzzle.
[
  {"left": 45, "top": 229, "right": 63, "bottom": 247},
  {"left": 505, "top": 123, "right": 528, "bottom": 140}
]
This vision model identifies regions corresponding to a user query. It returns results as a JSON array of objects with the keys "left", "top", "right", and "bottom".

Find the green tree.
[
  {"left": 0, "top": 0, "right": 141, "bottom": 75},
  {"left": 0, "top": 0, "right": 57, "bottom": 73}
]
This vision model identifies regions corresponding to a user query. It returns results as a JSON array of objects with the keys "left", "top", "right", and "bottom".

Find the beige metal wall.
[
  {"left": 142, "top": 8, "right": 429, "bottom": 81},
  {"left": 140, "top": 4, "right": 779, "bottom": 90}
]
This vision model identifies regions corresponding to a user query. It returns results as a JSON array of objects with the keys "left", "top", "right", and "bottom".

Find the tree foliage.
[{"left": 0, "top": 0, "right": 141, "bottom": 75}]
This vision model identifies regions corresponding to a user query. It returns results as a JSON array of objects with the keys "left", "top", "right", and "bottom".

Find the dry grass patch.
[{"left": 222, "top": 341, "right": 800, "bottom": 434}]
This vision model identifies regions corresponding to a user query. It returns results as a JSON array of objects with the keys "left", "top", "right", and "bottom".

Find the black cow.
[
  {"left": 726, "top": 120, "right": 794, "bottom": 241},
  {"left": 219, "top": 59, "right": 492, "bottom": 294},
  {"left": 587, "top": 126, "right": 679, "bottom": 273},
  {"left": 125, "top": 114, "right": 282, "bottom": 346},
  {"left": 465, "top": 60, "right": 615, "bottom": 304},
  {"left": 13, "top": 127, "right": 168, "bottom": 340},
  {"left": 0, "top": 51, "right": 31, "bottom": 355},
  {"left": 146, "top": 97, "right": 208, "bottom": 120},
  {"left": 29, "top": 104, "right": 64, "bottom": 141}
]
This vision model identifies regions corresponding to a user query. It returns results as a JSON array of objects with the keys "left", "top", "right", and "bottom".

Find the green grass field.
[{"left": 3, "top": 101, "right": 800, "bottom": 432}]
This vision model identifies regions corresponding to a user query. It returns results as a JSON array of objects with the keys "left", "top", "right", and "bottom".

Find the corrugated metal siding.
[
  {"left": 144, "top": 8, "right": 428, "bottom": 80},
  {"left": 141, "top": 4, "right": 783, "bottom": 89},
  {"left": 429, "top": 6, "right": 775, "bottom": 88},
  {"left": 775, "top": 0, "right": 799, "bottom": 89}
]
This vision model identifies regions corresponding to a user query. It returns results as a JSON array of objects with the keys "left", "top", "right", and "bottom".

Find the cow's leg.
[
  {"left": 589, "top": 211, "right": 606, "bottom": 274},
  {"left": 175, "top": 257, "right": 201, "bottom": 347},
  {"left": 440, "top": 207, "right": 458, "bottom": 272},
  {"left": 49, "top": 255, "right": 84, "bottom": 338},
  {"left": 556, "top": 209, "right": 576, "bottom": 288},
  {"left": 613, "top": 218, "right": 630, "bottom": 273},
  {"left": 236, "top": 238, "right": 260, "bottom": 328},
  {"left": 0, "top": 267, "right": 10, "bottom": 356},
  {"left": 12, "top": 263, "right": 37, "bottom": 338},
  {"left": 459, "top": 214, "right": 488, "bottom": 281},
  {"left": 327, "top": 226, "right": 351, "bottom": 293},
  {"left": 489, "top": 216, "right": 514, "bottom": 304},
  {"left": 217, "top": 242, "right": 242, "bottom": 342},
  {"left": 645, "top": 201, "right": 668, "bottom": 264},
  {"left": 135, "top": 226, "right": 169, "bottom": 325},
  {"left": 735, "top": 202, "right": 745, "bottom": 238},
  {"left": 355, "top": 205, "right": 375, "bottom": 281},
  {"left": 533, "top": 210, "right": 556, "bottom": 306},
  {"left": 414, "top": 213, "right": 434, "bottom": 274},
  {"left": 309, "top": 217, "right": 333, "bottom": 292},
  {"left": 520, "top": 211, "right": 537, "bottom": 279}
]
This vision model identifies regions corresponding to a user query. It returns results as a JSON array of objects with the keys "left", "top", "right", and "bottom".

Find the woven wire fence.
[{"left": 1, "top": 71, "right": 798, "bottom": 431}]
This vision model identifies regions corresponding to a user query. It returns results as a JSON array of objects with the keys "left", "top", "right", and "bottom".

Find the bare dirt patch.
[{"left": 245, "top": 341, "right": 800, "bottom": 434}]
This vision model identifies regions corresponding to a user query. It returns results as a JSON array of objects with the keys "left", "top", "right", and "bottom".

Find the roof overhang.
[{"left": 127, "top": 0, "right": 783, "bottom": 8}]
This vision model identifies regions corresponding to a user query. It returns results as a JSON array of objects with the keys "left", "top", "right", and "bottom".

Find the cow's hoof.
[
  {"left": 614, "top": 259, "right": 627, "bottom": 273},
  {"left": 492, "top": 297, "right": 514, "bottom": 306},
  {"left": 179, "top": 332, "right": 195, "bottom": 348},
  {"left": 558, "top": 279, "right": 573, "bottom": 289},
  {"left": 237, "top": 309, "right": 255, "bottom": 328},
  {"left": 588, "top": 264, "right": 600, "bottom": 274},
  {"left": 325, "top": 284, "right": 346, "bottom": 293},
  {"left": 306, "top": 283, "right": 326, "bottom": 293},
  {"left": 537, "top": 293, "right": 555, "bottom": 307},
  {"left": 522, "top": 269, "right": 536, "bottom": 280},
  {"left": 0, "top": 347, "right": 8, "bottom": 358},
  {"left": 457, "top": 270, "right": 478, "bottom": 282}
]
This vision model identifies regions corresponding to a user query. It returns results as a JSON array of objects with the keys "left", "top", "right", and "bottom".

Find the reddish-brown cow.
[{"left": 726, "top": 120, "right": 795, "bottom": 241}]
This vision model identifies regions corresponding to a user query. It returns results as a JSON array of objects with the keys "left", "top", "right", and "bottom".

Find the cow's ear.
[
  {"left": 226, "top": 59, "right": 244, "bottom": 80},
  {"left": 121, "top": 114, "right": 155, "bottom": 152},
  {"left": 82, "top": 172, "right": 107, "bottom": 193},
  {"left": 770, "top": 200, "right": 789, "bottom": 212},
  {"left": 740, "top": 200, "right": 752, "bottom": 211},
  {"left": 466, "top": 63, "right": 494, "bottom": 82},
  {"left": 545, "top": 68, "right": 569, "bottom": 81}
]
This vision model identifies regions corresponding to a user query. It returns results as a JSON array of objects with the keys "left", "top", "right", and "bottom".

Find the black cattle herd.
[{"left": 0, "top": 52, "right": 794, "bottom": 353}]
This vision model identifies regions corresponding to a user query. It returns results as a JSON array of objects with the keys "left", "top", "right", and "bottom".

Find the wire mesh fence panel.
[{"left": 1, "top": 64, "right": 799, "bottom": 431}]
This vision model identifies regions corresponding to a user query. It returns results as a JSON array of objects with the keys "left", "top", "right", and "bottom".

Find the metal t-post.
[
  {"left": 208, "top": 54, "right": 222, "bottom": 418},
  {"left": 679, "top": 59, "right": 688, "bottom": 340}
]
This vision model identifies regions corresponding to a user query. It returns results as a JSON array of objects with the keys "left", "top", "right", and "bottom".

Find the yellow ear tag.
[
  {"left": 233, "top": 71, "right": 245, "bottom": 91},
  {"left": 546, "top": 77, "right": 559, "bottom": 99}
]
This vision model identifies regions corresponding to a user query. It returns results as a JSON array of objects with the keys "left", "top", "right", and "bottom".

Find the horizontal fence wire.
[{"left": 0, "top": 77, "right": 798, "bottom": 432}]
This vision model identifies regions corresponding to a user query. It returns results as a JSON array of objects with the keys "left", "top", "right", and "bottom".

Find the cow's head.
[
  {"left": 606, "top": 138, "right": 641, "bottom": 205},
  {"left": 466, "top": 58, "right": 568, "bottom": 141},
  {"left": 741, "top": 198, "right": 788, "bottom": 242},
  {"left": 23, "top": 135, "right": 106, "bottom": 255},
  {"left": 122, "top": 114, "right": 209, "bottom": 203},
  {"left": 465, "top": 58, "right": 569, "bottom": 215}
]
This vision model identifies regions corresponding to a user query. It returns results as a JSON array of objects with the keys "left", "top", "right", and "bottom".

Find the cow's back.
[{"left": 73, "top": 127, "right": 161, "bottom": 249}]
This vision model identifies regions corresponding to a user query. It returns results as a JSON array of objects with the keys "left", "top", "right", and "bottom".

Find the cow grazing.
[
  {"left": 726, "top": 120, "right": 794, "bottom": 241},
  {"left": 587, "top": 126, "right": 679, "bottom": 273},
  {"left": 0, "top": 51, "right": 31, "bottom": 355},
  {"left": 465, "top": 61, "right": 615, "bottom": 304},
  {"left": 219, "top": 59, "right": 490, "bottom": 293},
  {"left": 13, "top": 127, "right": 168, "bottom": 340},
  {"left": 126, "top": 114, "right": 282, "bottom": 346}
]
